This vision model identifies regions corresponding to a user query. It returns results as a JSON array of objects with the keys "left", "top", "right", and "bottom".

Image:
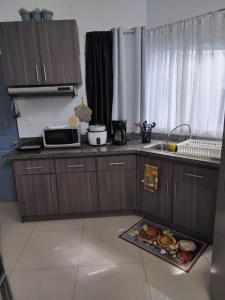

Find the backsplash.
[{"left": 16, "top": 96, "right": 88, "bottom": 138}]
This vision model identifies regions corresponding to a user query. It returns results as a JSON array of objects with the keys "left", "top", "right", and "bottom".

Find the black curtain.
[{"left": 85, "top": 31, "right": 113, "bottom": 136}]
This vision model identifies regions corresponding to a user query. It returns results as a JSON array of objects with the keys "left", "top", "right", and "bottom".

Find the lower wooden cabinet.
[
  {"left": 57, "top": 172, "right": 98, "bottom": 214},
  {"left": 98, "top": 169, "right": 136, "bottom": 211},
  {"left": 15, "top": 174, "right": 58, "bottom": 216},
  {"left": 13, "top": 155, "right": 218, "bottom": 241},
  {"left": 137, "top": 156, "right": 173, "bottom": 222},
  {"left": 173, "top": 164, "right": 218, "bottom": 239}
]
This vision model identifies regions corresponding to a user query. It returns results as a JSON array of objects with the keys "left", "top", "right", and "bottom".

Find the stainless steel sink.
[{"left": 143, "top": 143, "right": 170, "bottom": 152}]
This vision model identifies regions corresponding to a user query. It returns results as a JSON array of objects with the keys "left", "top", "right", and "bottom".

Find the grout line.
[
  {"left": 73, "top": 220, "right": 85, "bottom": 300},
  {"left": 8, "top": 261, "right": 145, "bottom": 274},
  {"left": 9, "top": 222, "right": 36, "bottom": 274},
  {"left": 8, "top": 266, "right": 77, "bottom": 274},
  {"left": 141, "top": 256, "right": 153, "bottom": 300}
]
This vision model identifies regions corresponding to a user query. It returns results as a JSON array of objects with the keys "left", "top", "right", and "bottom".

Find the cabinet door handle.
[
  {"left": 35, "top": 65, "right": 40, "bottom": 83},
  {"left": 42, "top": 65, "right": 47, "bottom": 82},
  {"left": 25, "top": 166, "right": 42, "bottom": 170},
  {"left": 184, "top": 173, "right": 204, "bottom": 179},
  {"left": 67, "top": 164, "right": 84, "bottom": 168},
  {"left": 109, "top": 162, "right": 125, "bottom": 166},
  {"left": 174, "top": 182, "right": 177, "bottom": 200},
  {"left": 50, "top": 177, "right": 54, "bottom": 194},
  {"left": 166, "top": 181, "right": 169, "bottom": 198}
]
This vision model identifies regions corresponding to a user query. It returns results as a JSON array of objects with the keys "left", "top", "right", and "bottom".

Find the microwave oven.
[{"left": 43, "top": 127, "right": 81, "bottom": 148}]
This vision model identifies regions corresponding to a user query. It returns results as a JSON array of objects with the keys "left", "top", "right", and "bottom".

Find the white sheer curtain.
[
  {"left": 112, "top": 27, "right": 146, "bottom": 133},
  {"left": 112, "top": 12, "right": 225, "bottom": 137},
  {"left": 145, "top": 12, "right": 225, "bottom": 137}
]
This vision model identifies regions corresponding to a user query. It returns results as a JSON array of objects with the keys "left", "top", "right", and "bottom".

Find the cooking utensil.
[{"left": 140, "top": 121, "right": 156, "bottom": 143}]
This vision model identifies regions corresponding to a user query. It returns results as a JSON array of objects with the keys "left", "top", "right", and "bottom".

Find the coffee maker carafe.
[{"left": 112, "top": 120, "right": 127, "bottom": 145}]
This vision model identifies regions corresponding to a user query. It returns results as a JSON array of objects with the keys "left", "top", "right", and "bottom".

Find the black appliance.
[
  {"left": 14, "top": 140, "right": 43, "bottom": 151},
  {"left": 112, "top": 120, "right": 127, "bottom": 145},
  {"left": 0, "top": 256, "right": 13, "bottom": 300}
]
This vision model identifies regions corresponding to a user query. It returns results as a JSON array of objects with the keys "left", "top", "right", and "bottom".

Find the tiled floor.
[{"left": 0, "top": 203, "right": 212, "bottom": 300}]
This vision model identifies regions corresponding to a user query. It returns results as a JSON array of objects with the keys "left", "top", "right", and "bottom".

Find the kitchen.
[{"left": 0, "top": 0, "right": 225, "bottom": 300}]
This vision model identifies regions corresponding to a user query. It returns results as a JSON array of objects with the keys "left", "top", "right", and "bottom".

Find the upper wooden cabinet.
[
  {"left": 0, "top": 22, "right": 40, "bottom": 86},
  {"left": 37, "top": 21, "right": 82, "bottom": 85},
  {"left": 0, "top": 20, "right": 82, "bottom": 87}
]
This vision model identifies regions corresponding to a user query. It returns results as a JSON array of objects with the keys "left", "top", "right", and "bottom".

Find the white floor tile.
[
  {"left": 75, "top": 263, "right": 151, "bottom": 300},
  {"left": 79, "top": 228, "right": 141, "bottom": 267},
  {"left": 34, "top": 219, "right": 84, "bottom": 232},
  {"left": 144, "top": 258, "right": 211, "bottom": 300},
  {"left": 1, "top": 233, "right": 30, "bottom": 273},
  {"left": 84, "top": 215, "right": 133, "bottom": 230},
  {"left": 0, "top": 207, "right": 35, "bottom": 234},
  {"left": 1, "top": 209, "right": 21, "bottom": 224},
  {"left": 10, "top": 267, "right": 76, "bottom": 300},
  {"left": 140, "top": 249, "right": 162, "bottom": 263},
  {"left": 0, "top": 202, "right": 18, "bottom": 211},
  {"left": 0, "top": 207, "right": 212, "bottom": 299},
  {"left": 130, "top": 215, "right": 143, "bottom": 224},
  {"left": 1, "top": 222, "right": 36, "bottom": 234},
  {"left": 14, "top": 230, "right": 82, "bottom": 271},
  {"left": 203, "top": 245, "right": 213, "bottom": 264}
]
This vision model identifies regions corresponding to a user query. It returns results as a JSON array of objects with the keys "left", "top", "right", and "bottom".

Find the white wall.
[
  {"left": 148, "top": 0, "right": 225, "bottom": 28},
  {"left": 0, "top": 0, "right": 147, "bottom": 137}
]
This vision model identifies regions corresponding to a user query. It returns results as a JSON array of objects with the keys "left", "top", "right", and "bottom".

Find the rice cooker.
[{"left": 88, "top": 125, "right": 107, "bottom": 146}]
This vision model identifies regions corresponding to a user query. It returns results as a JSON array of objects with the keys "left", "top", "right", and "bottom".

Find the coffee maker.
[{"left": 112, "top": 120, "right": 127, "bottom": 145}]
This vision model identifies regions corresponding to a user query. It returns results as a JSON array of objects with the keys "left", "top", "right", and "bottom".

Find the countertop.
[{"left": 3, "top": 139, "right": 220, "bottom": 169}]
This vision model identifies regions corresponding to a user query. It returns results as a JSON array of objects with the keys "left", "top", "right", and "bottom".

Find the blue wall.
[{"left": 0, "top": 60, "right": 18, "bottom": 202}]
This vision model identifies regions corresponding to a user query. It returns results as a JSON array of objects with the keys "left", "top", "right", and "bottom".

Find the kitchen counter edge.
[{"left": 2, "top": 141, "right": 220, "bottom": 169}]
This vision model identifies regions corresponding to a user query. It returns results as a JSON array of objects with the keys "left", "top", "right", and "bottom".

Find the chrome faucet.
[{"left": 166, "top": 124, "right": 192, "bottom": 143}]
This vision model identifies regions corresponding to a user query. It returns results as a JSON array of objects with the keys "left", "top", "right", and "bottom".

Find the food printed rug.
[{"left": 119, "top": 219, "right": 208, "bottom": 273}]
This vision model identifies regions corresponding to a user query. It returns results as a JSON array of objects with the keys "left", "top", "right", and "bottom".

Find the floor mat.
[{"left": 119, "top": 218, "right": 208, "bottom": 273}]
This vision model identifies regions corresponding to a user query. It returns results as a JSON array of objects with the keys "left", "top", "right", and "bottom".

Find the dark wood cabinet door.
[
  {"left": 0, "top": 22, "right": 41, "bottom": 87},
  {"left": 137, "top": 156, "right": 173, "bottom": 222},
  {"left": 38, "top": 20, "right": 82, "bottom": 85},
  {"left": 98, "top": 169, "right": 136, "bottom": 211},
  {"left": 57, "top": 172, "right": 98, "bottom": 214},
  {"left": 173, "top": 164, "right": 218, "bottom": 239},
  {"left": 15, "top": 174, "right": 58, "bottom": 216}
]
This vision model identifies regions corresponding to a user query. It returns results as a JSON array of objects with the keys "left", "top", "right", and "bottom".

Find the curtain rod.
[
  {"left": 147, "top": 7, "right": 225, "bottom": 30},
  {"left": 122, "top": 7, "right": 225, "bottom": 34}
]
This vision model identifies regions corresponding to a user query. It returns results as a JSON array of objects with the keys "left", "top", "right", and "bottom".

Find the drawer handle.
[
  {"left": 109, "top": 162, "right": 125, "bottom": 166},
  {"left": 184, "top": 173, "right": 204, "bottom": 179},
  {"left": 25, "top": 166, "right": 42, "bottom": 170},
  {"left": 67, "top": 164, "right": 84, "bottom": 168}
]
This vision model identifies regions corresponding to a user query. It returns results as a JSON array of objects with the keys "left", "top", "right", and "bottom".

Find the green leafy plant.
[
  {"left": 41, "top": 9, "right": 53, "bottom": 14},
  {"left": 18, "top": 8, "right": 29, "bottom": 14},
  {"left": 32, "top": 8, "right": 41, "bottom": 13}
]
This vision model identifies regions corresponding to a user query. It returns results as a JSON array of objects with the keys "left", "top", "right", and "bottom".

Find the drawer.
[
  {"left": 173, "top": 164, "right": 218, "bottom": 187},
  {"left": 13, "top": 159, "right": 55, "bottom": 175},
  {"left": 97, "top": 155, "right": 136, "bottom": 171},
  {"left": 55, "top": 157, "right": 96, "bottom": 173}
]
